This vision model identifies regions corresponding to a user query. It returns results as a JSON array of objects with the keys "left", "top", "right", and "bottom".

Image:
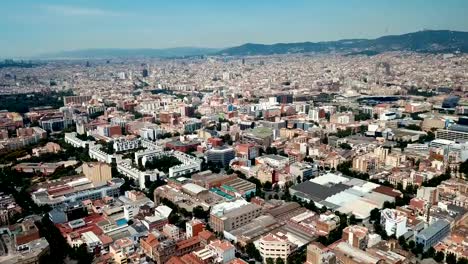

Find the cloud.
[{"left": 40, "top": 4, "right": 126, "bottom": 17}]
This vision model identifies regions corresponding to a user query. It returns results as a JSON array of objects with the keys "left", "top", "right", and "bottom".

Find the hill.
[
  {"left": 39, "top": 30, "right": 468, "bottom": 58},
  {"left": 218, "top": 30, "right": 468, "bottom": 56}
]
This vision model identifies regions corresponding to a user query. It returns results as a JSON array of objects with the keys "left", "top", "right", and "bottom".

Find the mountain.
[
  {"left": 39, "top": 30, "right": 468, "bottom": 59},
  {"left": 218, "top": 30, "right": 468, "bottom": 56},
  {"left": 40, "top": 47, "right": 220, "bottom": 59}
]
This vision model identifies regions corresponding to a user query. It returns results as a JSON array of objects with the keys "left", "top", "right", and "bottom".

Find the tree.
[
  {"left": 146, "top": 155, "right": 182, "bottom": 173},
  {"left": 446, "top": 253, "right": 457, "bottom": 264},
  {"left": 349, "top": 214, "right": 358, "bottom": 225},
  {"left": 336, "top": 128, "right": 353, "bottom": 138},
  {"left": 355, "top": 112, "right": 371, "bottom": 121},
  {"left": 70, "top": 244, "right": 94, "bottom": 264},
  {"left": 423, "top": 247, "right": 436, "bottom": 259},
  {"left": 457, "top": 258, "right": 468, "bottom": 264},
  {"left": 193, "top": 206, "right": 209, "bottom": 220},
  {"left": 339, "top": 143, "right": 352, "bottom": 150},
  {"left": 434, "top": 251, "right": 445, "bottom": 262},
  {"left": 406, "top": 124, "right": 422, "bottom": 131},
  {"left": 245, "top": 242, "right": 262, "bottom": 261},
  {"left": 276, "top": 257, "right": 285, "bottom": 264},
  {"left": 408, "top": 240, "right": 416, "bottom": 249},
  {"left": 266, "top": 258, "right": 274, "bottom": 264},
  {"left": 168, "top": 212, "right": 181, "bottom": 225},
  {"left": 265, "top": 147, "right": 278, "bottom": 155},
  {"left": 460, "top": 159, "right": 468, "bottom": 179},
  {"left": 321, "top": 136, "right": 328, "bottom": 145},
  {"left": 411, "top": 243, "right": 423, "bottom": 256},
  {"left": 263, "top": 181, "right": 273, "bottom": 190}
]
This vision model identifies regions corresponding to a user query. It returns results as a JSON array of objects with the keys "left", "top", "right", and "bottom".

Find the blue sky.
[{"left": 1, "top": 0, "right": 468, "bottom": 57}]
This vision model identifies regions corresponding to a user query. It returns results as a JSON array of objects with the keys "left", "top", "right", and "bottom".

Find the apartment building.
[
  {"left": 209, "top": 199, "right": 262, "bottom": 232},
  {"left": 257, "top": 233, "right": 293, "bottom": 263}
]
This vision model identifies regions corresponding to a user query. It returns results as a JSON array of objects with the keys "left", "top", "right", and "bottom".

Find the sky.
[{"left": 1, "top": 0, "right": 468, "bottom": 57}]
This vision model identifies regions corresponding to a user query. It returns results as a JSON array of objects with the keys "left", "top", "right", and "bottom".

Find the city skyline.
[{"left": 1, "top": 0, "right": 468, "bottom": 57}]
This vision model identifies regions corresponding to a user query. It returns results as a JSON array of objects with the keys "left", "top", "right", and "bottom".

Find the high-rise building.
[
  {"left": 82, "top": 162, "right": 112, "bottom": 186},
  {"left": 142, "top": 69, "right": 149, "bottom": 77}
]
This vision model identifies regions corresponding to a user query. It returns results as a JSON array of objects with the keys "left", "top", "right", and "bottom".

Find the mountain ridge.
[
  {"left": 39, "top": 30, "right": 468, "bottom": 58},
  {"left": 218, "top": 30, "right": 468, "bottom": 56}
]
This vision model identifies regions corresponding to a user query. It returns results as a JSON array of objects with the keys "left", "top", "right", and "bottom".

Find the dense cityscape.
[{"left": 0, "top": 50, "right": 467, "bottom": 264}]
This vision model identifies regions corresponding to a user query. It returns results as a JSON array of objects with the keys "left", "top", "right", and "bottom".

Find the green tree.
[
  {"left": 276, "top": 257, "right": 285, "bottom": 264},
  {"left": 245, "top": 242, "right": 262, "bottom": 261},
  {"left": 71, "top": 244, "right": 94, "bottom": 264},
  {"left": 266, "top": 258, "right": 274, "bottom": 264},
  {"left": 339, "top": 143, "right": 352, "bottom": 150},
  {"left": 193, "top": 206, "right": 209, "bottom": 220},
  {"left": 265, "top": 147, "right": 278, "bottom": 155},
  {"left": 349, "top": 214, "right": 358, "bottom": 225},
  {"left": 398, "top": 236, "right": 407, "bottom": 248},
  {"left": 263, "top": 181, "right": 273, "bottom": 190},
  {"left": 434, "top": 251, "right": 445, "bottom": 262},
  {"left": 406, "top": 124, "right": 422, "bottom": 131},
  {"left": 446, "top": 253, "right": 457, "bottom": 264}
]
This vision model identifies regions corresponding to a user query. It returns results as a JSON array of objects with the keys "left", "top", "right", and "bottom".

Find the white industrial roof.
[
  {"left": 325, "top": 191, "right": 360, "bottom": 207},
  {"left": 338, "top": 199, "right": 378, "bottom": 219},
  {"left": 311, "top": 173, "right": 348, "bottom": 186},
  {"left": 182, "top": 183, "right": 208, "bottom": 195}
]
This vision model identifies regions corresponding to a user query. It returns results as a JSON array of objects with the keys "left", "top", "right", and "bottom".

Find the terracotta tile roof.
[{"left": 198, "top": 230, "right": 214, "bottom": 241}]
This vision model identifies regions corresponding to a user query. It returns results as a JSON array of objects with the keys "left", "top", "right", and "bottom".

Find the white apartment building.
[
  {"left": 116, "top": 159, "right": 160, "bottom": 189},
  {"left": 140, "top": 139, "right": 164, "bottom": 150},
  {"left": 257, "top": 233, "right": 293, "bottom": 263},
  {"left": 65, "top": 132, "right": 91, "bottom": 148},
  {"left": 89, "top": 145, "right": 114, "bottom": 164},
  {"left": 380, "top": 208, "right": 408, "bottom": 238},
  {"left": 134, "top": 148, "right": 163, "bottom": 165},
  {"left": 113, "top": 136, "right": 141, "bottom": 152},
  {"left": 124, "top": 204, "right": 140, "bottom": 221}
]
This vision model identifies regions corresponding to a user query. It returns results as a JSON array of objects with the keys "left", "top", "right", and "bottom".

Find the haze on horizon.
[{"left": 1, "top": 0, "right": 468, "bottom": 58}]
